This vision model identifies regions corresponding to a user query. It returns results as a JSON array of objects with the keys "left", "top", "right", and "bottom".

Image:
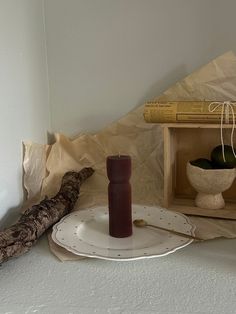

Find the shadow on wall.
[
  {"left": 47, "top": 130, "right": 56, "bottom": 145},
  {"left": 0, "top": 205, "right": 21, "bottom": 230},
  {"left": 66, "top": 64, "right": 188, "bottom": 138},
  {"left": 136, "top": 64, "right": 188, "bottom": 108},
  {"left": 68, "top": 112, "right": 129, "bottom": 139},
  {"left": 0, "top": 145, "right": 29, "bottom": 230}
]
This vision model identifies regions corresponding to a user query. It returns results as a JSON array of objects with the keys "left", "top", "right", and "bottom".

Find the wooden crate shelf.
[{"left": 162, "top": 123, "right": 236, "bottom": 219}]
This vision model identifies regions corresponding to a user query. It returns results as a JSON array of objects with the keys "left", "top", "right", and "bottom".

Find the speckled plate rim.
[{"left": 52, "top": 204, "right": 196, "bottom": 261}]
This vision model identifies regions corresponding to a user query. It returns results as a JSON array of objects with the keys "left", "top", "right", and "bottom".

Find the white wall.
[
  {"left": 44, "top": 0, "right": 236, "bottom": 136},
  {"left": 0, "top": 0, "right": 50, "bottom": 223}
]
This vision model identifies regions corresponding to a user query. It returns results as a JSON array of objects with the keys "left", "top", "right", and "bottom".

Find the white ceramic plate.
[{"left": 52, "top": 204, "right": 196, "bottom": 261}]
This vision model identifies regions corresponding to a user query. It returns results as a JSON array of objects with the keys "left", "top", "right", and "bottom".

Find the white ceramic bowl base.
[
  {"left": 187, "top": 162, "right": 236, "bottom": 210},
  {"left": 195, "top": 192, "right": 225, "bottom": 209}
]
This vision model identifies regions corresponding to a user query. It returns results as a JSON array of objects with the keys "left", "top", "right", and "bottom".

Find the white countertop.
[{"left": 0, "top": 236, "right": 236, "bottom": 314}]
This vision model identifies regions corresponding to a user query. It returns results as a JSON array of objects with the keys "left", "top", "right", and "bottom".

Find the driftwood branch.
[{"left": 0, "top": 167, "right": 94, "bottom": 263}]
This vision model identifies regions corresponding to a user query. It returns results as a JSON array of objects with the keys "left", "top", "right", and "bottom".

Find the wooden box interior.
[
  {"left": 174, "top": 127, "right": 236, "bottom": 200},
  {"left": 163, "top": 124, "right": 236, "bottom": 218}
]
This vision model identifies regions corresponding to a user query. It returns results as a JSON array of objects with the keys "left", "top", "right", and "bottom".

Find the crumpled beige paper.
[{"left": 23, "top": 51, "right": 236, "bottom": 262}]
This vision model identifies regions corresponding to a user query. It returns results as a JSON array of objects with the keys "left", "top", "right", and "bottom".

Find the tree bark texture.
[{"left": 0, "top": 167, "right": 94, "bottom": 263}]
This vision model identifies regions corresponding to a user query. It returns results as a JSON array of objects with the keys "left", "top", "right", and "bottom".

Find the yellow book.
[{"left": 143, "top": 101, "right": 236, "bottom": 123}]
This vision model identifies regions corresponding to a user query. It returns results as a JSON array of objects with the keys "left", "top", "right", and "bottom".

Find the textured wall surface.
[
  {"left": 0, "top": 0, "right": 50, "bottom": 223},
  {"left": 44, "top": 0, "right": 236, "bottom": 136},
  {"left": 0, "top": 236, "right": 236, "bottom": 313}
]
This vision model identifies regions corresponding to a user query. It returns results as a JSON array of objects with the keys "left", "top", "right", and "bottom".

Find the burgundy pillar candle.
[{"left": 106, "top": 155, "right": 132, "bottom": 238}]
